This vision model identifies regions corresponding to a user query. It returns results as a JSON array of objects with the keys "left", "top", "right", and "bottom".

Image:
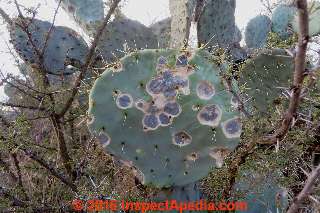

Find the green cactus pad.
[
  {"left": 197, "top": 0, "right": 236, "bottom": 48},
  {"left": 234, "top": 170, "right": 288, "bottom": 213},
  {"left": 150, "top": 18, "right": 171, "bottom": 48},
  {"left": 245, "top": 15, "right": 271, "bottom": 49},
  {"left": 57, "top": 0, "right": 104, "bottom": 34},
  {"left": 169, "top": 0, "right": 196, "bottom": 48},
  {"left": 9, "top": 18, "right": 88, "bottom": 75},
  {"left": 238, "top": 49, "right": 294, "bottom": 113},
  {"left": 271, "top": 5, "right": 296, "bottom": 39},
  {"left": 97, "top": 17, "right": 158, "bottom": 63},
  {"left": 88, "top": 49, "right": 240, "bottom": 187}
]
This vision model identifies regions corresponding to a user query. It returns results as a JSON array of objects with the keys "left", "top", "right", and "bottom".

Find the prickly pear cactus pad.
[
  {"left": 245, "top": 15, "right": 271, "bottom": 49},
  {"left": 150, "top": 18, "right": 171, "bottom": 48},
  {"left": 97, "top": 17, "right": 158, "bottom": 63},
  {"left": 88, "top": 49, "right": 241, "bottom": 187},
  {"left": 238, "top": 49, "right": 294, "bottom": 113},
  {"left": 234, "top": 170, "right": 288, "bottom": 213},
  {"left": 197, "top": 0, "right": 236, "bottom": 48},
  {"left": 9, "top": 18, "right": 88, "bottom": 75},
  {"left": 57, "top": 0, "right": 104, "bottom": 34},
  {"left": 271, "top": 5, "right": 296, "bottom": 39}
]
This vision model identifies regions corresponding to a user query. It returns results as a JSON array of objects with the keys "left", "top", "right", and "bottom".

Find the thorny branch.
[
  {"left": 0, "top": 101, "right": 47, "bottom": 111},
  {"left": 20, "top": 147, "right": 78, "bottom": 193},
  {"left": 268, "top": 0, "right": 309, "bottom": 143},
  {"left": 287, "top": 164, "right": 320, "bottom": 213},
  {"left": 58, "top": 0, "right": 122, "bottom": 118},
  {"left": 0, "top": 7, "right": 12, "bottom": 25},
  {"left": 41, "top": 0, "right": 62, "bottom": 58},
  {"left": 50, "top": 114, "right": 75, "bottom": 180}
]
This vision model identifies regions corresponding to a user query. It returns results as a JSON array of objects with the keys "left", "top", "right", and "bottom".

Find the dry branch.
[
  {"left": 269, "top": 0, "right": 309, "bottom": 143},
  {"left": 58, "top": 0, "right": 122, "bottom": 118},
  {"left": 287, "top": 164, "right": 320, "bottom": 213}
]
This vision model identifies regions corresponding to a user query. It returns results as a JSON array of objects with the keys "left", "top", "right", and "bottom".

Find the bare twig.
[
  {"left": 0, "top": 7, "right": 12, "bottom": 25},
  {"left": 0, "top": 101, "right": 47, "bottom": 111},
  {"left": 41, "top": 0, "right": 62, "bottom": 57},
  {"left": 50, "top": 114, "right": 75, "bottom": 180},
  {"left": 268, "top": 0, "right": 309, "bottom": 143},
  {"left": 222, "top": 75, "right": 251, "bottom": 117},
  {"left": 10, "top": 153, "right": 29, "bottom": 201},
  {"left": 14, "top": 0, "right": 24, "bottom": 19},
  {"left": 58, "top": 0, "right": 122, "bottom": 118},
  {"left": 20, "top": 147, "right": 78, "bottom": 193},
  {"left": 287, "top": 164, "right": 320, "bottom": 213}
]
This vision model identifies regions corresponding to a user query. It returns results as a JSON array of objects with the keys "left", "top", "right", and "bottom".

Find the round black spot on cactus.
[
  {"left": 116, "top": 93, "right": 133, "bottom": 109},
  {"left": 164, "top": 102, "right": 181, "bottom": 117},
  {"left": 196, "top": 80, "right": 215, "bottom": 100},
  {"left": 221, "top": 117, "right": 241, "bottom": 138},
  {"left": 197, "top": 104, "right": 222, "bottom": 127},
  {"left": 172, "top": 131, "right": 192, "bottom": 147},
  {"left": 143, "top": 114, "right": 160, "bottom": 130},
  {"left": 158, "top": 113, "right": 172, "bottom": 126}
]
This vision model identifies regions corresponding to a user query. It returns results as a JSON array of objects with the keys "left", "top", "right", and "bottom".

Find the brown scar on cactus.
[
  {"left": 186, "top": 152, "right": 199, "bottom": 162},
  {"left": 209, "top": 148, "right": 231, "bottom": 168},
  {"left": 197, "top": 104, "right": 222, "bottom": 127},
  {"left": 221, "top": 117, "right": 242, "bottom": 138},
  {"left": 172, "top": 131, "right": 192, "bottom": 147},
  {"left": 196, "top": 80, "right": 215, "bottom": 100},
  {"left": 116, "top": 93, "right": 133, "bottom": 109}
]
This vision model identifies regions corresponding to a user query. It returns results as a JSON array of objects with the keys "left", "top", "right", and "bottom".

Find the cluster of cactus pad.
[
  {"left": 245, "top": 1, "right": 320, "bottom": 49},
  {"left": 4, "top": 0, "right": 305, "bottom": 209}
]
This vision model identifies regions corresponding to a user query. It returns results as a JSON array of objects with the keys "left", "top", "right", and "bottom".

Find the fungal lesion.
[
  {"left": 197, "top": 104, "right": 222, "bottom": 127},
  {"left": 172, "top": 131, "right": 192, "bottom": 147},
  {"left": 196, "top": 80, "right": 216, "bottom": 100},
  {"left": 115, "top": 92, "right": 133, "bottom": 109},
  {"left": 209, "top": 147, "right": 231, "bottom": 168},
  {"left": 135, "top": 54, "right": 196, "bottom": 131},
  {"left": 142, "top": 114, "right": 160, "bottom": 131},
  {"left": 221, "top": 116, "right": 242, "bottom": 138}
]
